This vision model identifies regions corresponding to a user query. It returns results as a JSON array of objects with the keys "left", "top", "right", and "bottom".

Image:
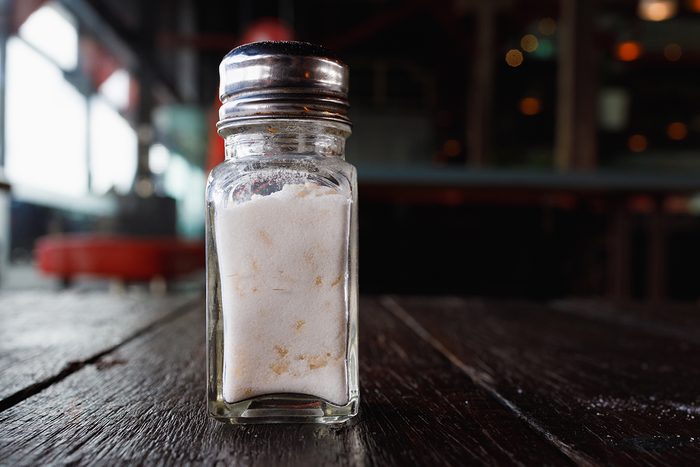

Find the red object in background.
[
  {"left": 36, "top": 235, "right": 204, "bottom": 282},
  {"left": 81, "top": 39, "right": 119, "bottom": 88},
  {"left": 241, "top": 17, "right": 294, "bottom": 44},
  {"left": 12, "top": 0, "right": 47, "bottom": 33},
  {"left": 206, "top": 95, "right": 225, "bottom": 173}
]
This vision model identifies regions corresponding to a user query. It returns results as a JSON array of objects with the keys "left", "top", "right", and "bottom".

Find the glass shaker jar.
[{"left": 206, "top": 41, "right": 359, "bottom": 424}]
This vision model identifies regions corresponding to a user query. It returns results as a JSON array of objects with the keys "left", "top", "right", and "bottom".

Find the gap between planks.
[
  {"left": 379, "top": 295, "right": 596, "bottom": 467},
  {"left": 0, "top": 295, "right": 202, "bottom": 413}
]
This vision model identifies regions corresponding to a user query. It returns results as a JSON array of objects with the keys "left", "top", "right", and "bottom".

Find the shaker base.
[{"left": 209, "top": 393, "right": 359, "bottom": 424}]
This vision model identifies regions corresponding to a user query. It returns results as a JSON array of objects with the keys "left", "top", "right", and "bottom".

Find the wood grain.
[
  {"left": 0, "top": 297, "right": 573, "bottom": 466},
  {"left": 551, "top": 299, "right": 700, "bottom": 342},
  {"left": 0, "top": 291, "right": 197, "bottom": 406},
  {"left": 387, "top": 296, "right": 700, "bottom": 465}
]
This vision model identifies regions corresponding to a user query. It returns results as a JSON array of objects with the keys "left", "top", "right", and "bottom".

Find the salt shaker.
[{"left": 206, "top": 41, "right": 359, "bottom": 423}]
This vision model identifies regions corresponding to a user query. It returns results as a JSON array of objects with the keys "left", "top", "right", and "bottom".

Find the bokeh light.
[
  {"left": 663, "top": 43, "right": 682, "bottom": 61},
  {"left": 532, "top": 38, "right": 554, "bottom": 59},
  {"left": 505, "top": 49, "right": 524, "bottom": 67},
  {"left": 443, "top": 139, "right": 462, "bottom": 157},
  {"left": 519, "top": 97, "right": 542, "bottom": 116},
  {"left": 616, "top": 41, "right": 642, "bottom": 61},
  {"left": 538, "top": 17, "right": 557, "bottom": 36},
  {"left": 628, "top": 134, "right": 648, "bottom": 152},
  {"left": 638, "top": 0, "right": 678, "bottom": 21},
  {"left": 520, "top": 34, "right": 539, "bottom": 53},
  {"left": 666, "top": 122, "right": 688, "bottom": 140}
]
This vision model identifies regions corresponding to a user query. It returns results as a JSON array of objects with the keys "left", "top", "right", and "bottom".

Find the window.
[
  {"left": 18, "top": 3, "right": 78, "bottom": 70},
  {"left": 99, "top": 69, "right": 131, "bottom": 111},
  {"left": 5, "top": 3, "right": 139, "bottom": 200},
  {"left": 5, "top": 37, "right": 88, "bottom": 196},
  {"left": 89, "top": 96, "right": 137, "bottom": 194}
]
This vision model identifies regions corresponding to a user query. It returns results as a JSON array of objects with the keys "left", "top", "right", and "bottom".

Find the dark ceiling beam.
[
  {"left": 59, "top": 0, "right": 180, "bottom": 103},
  {"left": 158, "top": 32, "right": 239, "bottom": 51},
  {"left": 322, "top": 0, "right": 518, "bottom": 53},
  {"left": 323, "top": 0, "right": 426, "bottom": 51},
  {"left": 426, "top": 4, "right": 471, "bottom": 52}
]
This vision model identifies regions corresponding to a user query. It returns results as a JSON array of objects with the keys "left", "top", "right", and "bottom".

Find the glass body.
[{"left": 206, "top": 120, "right": 359, "bottom": 424}]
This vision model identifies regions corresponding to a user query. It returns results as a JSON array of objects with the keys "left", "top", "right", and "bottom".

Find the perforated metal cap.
[{"left": 217, "top": 41, "right": 350, "bottom": 134}]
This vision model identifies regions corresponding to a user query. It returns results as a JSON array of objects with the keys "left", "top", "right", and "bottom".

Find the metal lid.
[{"left": 217, "top": 41, "right": 350, "bottom": 134}]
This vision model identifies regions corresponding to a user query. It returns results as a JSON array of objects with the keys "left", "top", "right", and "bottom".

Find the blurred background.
[{"left": 1, "top": 0, "right": 700, "bottom": 301}]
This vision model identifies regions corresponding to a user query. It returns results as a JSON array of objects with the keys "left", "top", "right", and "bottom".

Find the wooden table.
[{"left": 2, "top": 292, "right": 700, "bottom": 465}]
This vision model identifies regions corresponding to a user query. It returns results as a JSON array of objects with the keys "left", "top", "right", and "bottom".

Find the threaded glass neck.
[{"left": 222, "top": 120, "right": 350, "bottom": 160}]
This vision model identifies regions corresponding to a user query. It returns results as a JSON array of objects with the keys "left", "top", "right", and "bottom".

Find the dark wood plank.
[
  {"left": 551, "top": 299, "right": 700, "bottom": 341},
  {"left": 387, "top": 296, "right": 700, "bottom": 465},
  {"left": 357, "top": 299, "right": 575, "bottom": 465},
  {"left": 0, "top": 291, "right": 198, "bottom": 405},
  {"left": 0, "top": 298, "right": 573, "bottom": 466}
]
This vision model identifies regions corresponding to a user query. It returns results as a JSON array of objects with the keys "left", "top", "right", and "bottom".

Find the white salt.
[{"left": 215, "top": 183, "right": 351, "bottom": 405}]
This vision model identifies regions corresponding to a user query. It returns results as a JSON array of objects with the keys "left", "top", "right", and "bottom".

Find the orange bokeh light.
[
  {"left": 665, "top": 195, "right": 688, "bottom": 214},
  {"left": 520, "top": 34, "right": 539, "bottom": 53},
  {"left": 667, "top": 122, "right": 688, "bottom": 140},
  {"left": 505, "top": 49, "right": 524, "bottom": 67},
  {"left": 519, "top": 97, "right": 542, "bottom": 116},
  {"left": 628, "top": 134, "right": 648, "bottom": 152},
  {"left": 616, "top": 41, "right": 642, "bottom": 61},
  {"left": 443, "top": 139, "right": 462, "bottom": 157},
  {"left": 664, "top": 43, "right": 682, "bottom": 61},
  {"left": 638, "top": 0, "right": 677, "bottom": 21},
  {"left": 538, "top": 17, "right": 557, "bottom": 36}
]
